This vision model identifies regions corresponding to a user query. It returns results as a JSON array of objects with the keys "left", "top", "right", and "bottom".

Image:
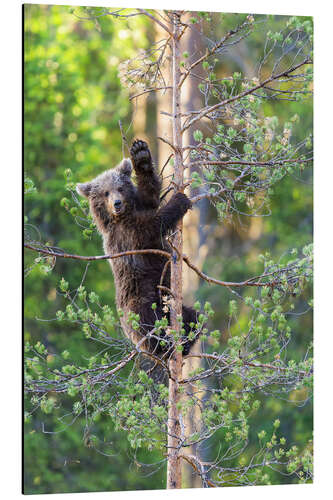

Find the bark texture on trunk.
[
  {"left": 180, "top": 15, "right": 207, "bottom": 488},
  {"left": 166, "top": 12, "right": 183, "bottom": 490}
]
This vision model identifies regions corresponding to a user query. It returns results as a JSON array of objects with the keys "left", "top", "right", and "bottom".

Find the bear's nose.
[{"left": 114, "top": 200, "right": 122, "bottom": 209}]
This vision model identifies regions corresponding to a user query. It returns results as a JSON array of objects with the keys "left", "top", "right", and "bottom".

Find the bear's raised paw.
[{"left": 130, "top": 140, "right": 153, "bottom": 173}]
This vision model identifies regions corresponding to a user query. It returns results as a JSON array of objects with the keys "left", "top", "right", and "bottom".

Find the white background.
[{"left": 2, "top": 0, "right": 331, "bottom": 498}]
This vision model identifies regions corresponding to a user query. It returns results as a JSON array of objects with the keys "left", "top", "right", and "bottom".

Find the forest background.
[{"left": 22, "top": 1, "right": 315, "bottom": 495}]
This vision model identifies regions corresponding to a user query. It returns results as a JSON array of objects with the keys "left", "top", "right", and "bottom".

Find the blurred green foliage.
[
  {"left": 195, "top": 15, "right": 313, "bottom": 487},
  {"left": 24, "top": 4, "right": 166, "bottom": 493},
  {"left": 24, "top": 5, "right": 312, "bottom": 494}
]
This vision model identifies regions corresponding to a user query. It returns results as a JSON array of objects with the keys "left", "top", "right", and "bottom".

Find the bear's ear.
[
  {"left": 119, "top": 158, "right": 132, "bottom": 177},
  {"left": 76, "top": 182, "right": 92, "bottom": 198}
]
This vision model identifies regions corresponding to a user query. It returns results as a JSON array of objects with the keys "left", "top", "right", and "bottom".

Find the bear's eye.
[{"left": 104, "top": 191, "right": 109, "bottom": 197}]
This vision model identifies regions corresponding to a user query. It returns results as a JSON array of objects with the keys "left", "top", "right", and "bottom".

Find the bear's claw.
[{"left": 130, "top": 140, "right": 152, "bottom": 172}]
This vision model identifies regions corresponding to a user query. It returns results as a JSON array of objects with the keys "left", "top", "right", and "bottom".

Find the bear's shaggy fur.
[{"left": 76, "top": 140, "right": 197, "bottom": 358}]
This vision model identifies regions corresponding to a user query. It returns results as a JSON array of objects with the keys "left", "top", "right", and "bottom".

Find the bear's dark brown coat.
[{"left": 77, "top": 140, "right": 197, "bottom": 358}]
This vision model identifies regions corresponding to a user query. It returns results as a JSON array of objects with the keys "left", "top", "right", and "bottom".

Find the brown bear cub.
[{"left": 76, "top": 140, "right": 197, "bottom": 359}]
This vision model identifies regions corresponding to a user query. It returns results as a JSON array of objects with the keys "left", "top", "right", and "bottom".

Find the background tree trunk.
[{"left": 155, "top": 19, "right": 173, "bottom": 194}]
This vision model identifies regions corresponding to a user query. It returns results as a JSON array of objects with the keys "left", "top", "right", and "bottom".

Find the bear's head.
[{"left": 76, "top": 159, "right": 135, "bottom": 228}]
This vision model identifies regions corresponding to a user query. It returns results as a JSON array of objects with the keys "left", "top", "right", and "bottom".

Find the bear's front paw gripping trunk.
[{"left": 157, "top": 192, "right": 192, "bottom": 235}]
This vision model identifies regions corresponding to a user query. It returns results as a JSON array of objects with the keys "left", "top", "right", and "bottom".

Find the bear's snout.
[
  {"left": 114, "top": 199, "right": 122, "bottom": 212},
  {"left": 108, "top": 195, "right": 127, "bottom": 216}
]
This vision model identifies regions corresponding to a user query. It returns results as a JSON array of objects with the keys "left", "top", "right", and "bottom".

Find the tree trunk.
[
  {"left": 180, "top": 15, "right": 208, "bottom": 488},
  {"left": 167, "top": 12, "right": 183, "bottom": 490}
]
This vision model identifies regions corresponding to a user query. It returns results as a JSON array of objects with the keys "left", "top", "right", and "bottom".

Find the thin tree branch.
[
  {"left": 186, "top": 353, "right": 310, "bottom": 377},
  {"left": 189, "top": 165, "right": 251, "bottom": 204},
  {"left": 157, "top": 135, "right": 177, "bottom": 151},
  {"left": 180, "top": 454, "right": 216, "bottom": 488},
  {"left": 137, "top": 9, "right": 173, "bottom": 37},
  {"left": 24, "top": 243, "right": 170, "bottom": 261},
  {"left": 87, "top": 347, "right": 139, "bottom": 381},
  {"left": 182, "top": 57, "right": 312, "bottom": 132},
  {"left": 190, "top": 158, "right": 313, "bottom": 168},
  {"left": 182, "top": 253, "right": 297, "bottom": 288},
  {"left": 25, "top": 243, "right": 296, "bottom": 289},
  {"left": 178, "top": 20, "right": 250, "bottom": 89},
  {"left": 129, "top": 86, "right": 172, "bottom": 101},
  {"left": 190, "top": 186, "right": 226, "bottom": 204}
]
